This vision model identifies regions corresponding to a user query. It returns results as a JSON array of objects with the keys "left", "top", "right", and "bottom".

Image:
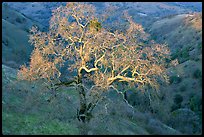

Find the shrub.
[
  {"left": 179, "top": 85, "right": 186, "bottom": 92},
  {"left": 169, "top": 108, "right": 201, "bottom": 134},
  {"left": 199, "top": 78, "right": 202, "bottom": 87},
  {"left": 193, "top": 69, "right": 202, "bottom": 79},
  {"left": 171, "top": 94, "right": 183, "bottom": 112},
  {"left": 189, "top": 95, "right": 202, "bottom": 113},
  {"left": 170, "top": 104, "right": 181, "bottom": 112},
  {"left": 197, "top": 44, "right": 202, "bottom": 50},
  {"left": 165, "top": 58, "right": 171, "bottom": 64},
  {"left": 179, "top": 50, "right": 190, "bottom": 63},
  {"left": 181, "top": 49, "right": 189, "bottom": 59},
  {"left": 171, "top": 51, "right": 179, "bottom": 61},
  {"left": 174, "top": 94, "right": 183, "bottom": 105},
  {"left": 169, "top": 75, "right": 182, "bottom": 84},
  {"left": 171, "top": 47, "right": 191, "bottom": 64}
]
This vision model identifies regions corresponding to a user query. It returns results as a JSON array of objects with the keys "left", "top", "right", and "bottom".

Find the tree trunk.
[
  {"left": 76, "top": 73, "right": 93, "bottom": 123},
  {"left": 55, "top": 72, "right": 93, "bottom": 123},
  {"left": 77, "top": 83, "right": 87, "bottom": 123}
]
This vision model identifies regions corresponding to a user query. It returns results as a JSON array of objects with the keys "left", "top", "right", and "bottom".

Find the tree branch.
[
  {"left": 107, "top": 75, "right": 146, "bottom": 85},
  {"left": 94, "top": 53, "right": 105, "bottom": 68},
  {"left": 109, "top": 85, "right": 134, "bottom": 110},
  {"left": 72, "top": 14, "right": 85, "bottom": 29},
  {"left": 79, "top": 66, "right": 99, "bottom": 74},
  {"left": 118, "top": 65, "right": 130, "bottom": 75},
  {"left": 54, "top": 78, "right": 77, "bottom": 87}
]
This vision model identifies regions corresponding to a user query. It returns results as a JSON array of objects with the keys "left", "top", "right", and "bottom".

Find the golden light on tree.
[{"left": 18, "top": 2, "right": 171, "bottom": 123}]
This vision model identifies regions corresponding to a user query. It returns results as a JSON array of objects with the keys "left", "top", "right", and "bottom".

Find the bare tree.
[{"left": 18, "top": 2, "right": 170, "bottom": 123}]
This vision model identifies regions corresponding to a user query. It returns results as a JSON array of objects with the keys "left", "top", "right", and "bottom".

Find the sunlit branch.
[
  {"left": 94, "top": 53, "right": 105, "bottom": 68},
  {"left": 104, "top": 67, "right": 108, "bottom": 73},
  {"left": 79, "top": 66, "right": 98, "bottom": 74},
  {"left": 118, "top": 65, "right": 130, "bottom": 75},
  {"left": 72, "top": 14, "right": 85, "bottom": 29},
  {"left": 109, "top": 85, "right": 134, "bottom": 110},
  {"left": 111, "top": 53, "right": 115, "bottom": 78},
  {"left": 79, "top": 22, "right": 90, "bottom": 42},
  {"left": 107, "top": 75, "right": 146, "bottom": 85}
]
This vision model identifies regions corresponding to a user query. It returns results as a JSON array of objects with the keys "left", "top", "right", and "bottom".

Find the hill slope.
[
  {"left": 2, "top": 64, "right": 182, "bottom": 135},
  {"left": 126, "top": 12, "right": 202, "bottom": 135},
  {"left": 149, "top": 13, "right": 202, "bottom": 63},
  {"left": 2, "top": 3, "right": 45, "bottom": 68},
  {"left": 5, "top": 2, "right": 202, "bottom": 29}
]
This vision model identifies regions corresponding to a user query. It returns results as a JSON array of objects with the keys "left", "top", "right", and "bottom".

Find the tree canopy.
[
  {"left": 17, "top": 2, "right": 171, "bottom": 122},
  {"left": 18, "top": 2, "right": 170, "bottom": 90}
]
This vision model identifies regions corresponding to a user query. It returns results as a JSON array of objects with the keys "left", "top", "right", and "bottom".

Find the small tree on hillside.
[{"left": 17, "top": 2, "right": 170, "bottom": 123}]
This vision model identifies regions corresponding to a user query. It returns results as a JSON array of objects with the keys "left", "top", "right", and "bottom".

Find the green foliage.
[
  {"left": 189, "top": 95, "right": 202, "bottom": 113},
  {"left": 193, "top": 69, "right": 202, "bottom": 79},
  {"left": 171, "top": 49, "right": 179, "bottom": 61},
  {"left": 197, "top": 44, "right": 202, "bottom": 50},
  {"left": 170, "top": 104, "right": 181, "bottom": 112},
  {"left": 89, "top": 19, "right": 102, "bottom": 31},
  {"left": 179, "top": 49, "right": 190, "bottom": 63},
  {"left": 169, "top": 108, "right": 201, "bottom": 134},
  {"left": 180, "top": 49, "right": 189, "bottom": 59},
  {"left": 174, "top": 94, "right": 183, "bottom": 105},
  {"left": 38, "top": 120, "right": 79, "bottom": 135},
  {"left": 169, "top": 75, "right": 182, "bottom": 84},
  {"left": 2, "top": 112, "right": 79, "bottom": 135},
  {"left": 171, "top": 94, "right": 183, "bottom": 112},
  {"left": 199, "top": 78, "right": 202, "bottom": 87},
  {"left": 165, "top": 58, "right": 171, "bottom": 64},
  {"left": 179, "top": 85, "right": 186, "bottom": 92},
  {"left": 171, "top": 46, "right": 192, "bottom": 63}
]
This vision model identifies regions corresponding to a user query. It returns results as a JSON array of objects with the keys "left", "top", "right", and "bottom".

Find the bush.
[
  {"left": 165, "top": 58, "right": 171, "bottom": 64},
  {"left": 174, "top": 94, "right": 183, "bottom": 104},
  {"left": 170, "top": 104, "right": 181, "bottom": 112},
  {"left": 181, "top": 49, "right": 189, "bottom": 59},
  {"left": 174, "top": 94, "right": 183, "bottom": 105},
  {"left": 179, "top": 49, "right": 190, "bottom": 63},
  {"left": 199, "top": 78, "right": 202, "bottom": 87},
  {"left": 171, "top": 94, "right": 183, "bottom": 112},
  {"left": 169, "top": 108, "right": 201, "bottom": 134},
  {"left": 171, "top": 47, "right": 191, "bottom": 64},
  {"left": 179, "top": 85, "right": 186, "bottom": 92},
  {"left": 171, "top": 51, "right": 179, "bottom": 61},
  {"left": 197, "top": 44, "right": 202, "bottom": 50},
  {"left": 193, "top": 69, "right": 202, "bottom": 79},
  {"left": 189, "top": 95, "right": 202, "bottom": 113},
  {"left": 169, "top": 75, "right": 182, "bottom": 84}
]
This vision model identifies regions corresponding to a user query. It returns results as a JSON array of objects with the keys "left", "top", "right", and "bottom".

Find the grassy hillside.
[
  {"left": 125, "top": 59, "right": 202, "bottom": 134},
  {"left": 2, "top": 3, "right": 45, "bottom": 32},
  {"left": 2, "top": 64, "right": 182, "bottom": 135},
  {"left": 5, "top": 2, "right": 202, "bottom": 29},
  {"left": 149, "top": 13, "right": 202, "bottom": 63},
  {"left": 3, "top": 2, "right": 66, "bottom": 28},
  {"left": 126, "top": 12, "right": 203, "bottom": 135},
  {"left": 2, "top": 3, "right": 45, "bottom": 68},
  {"left": 2, "top": 19, "right": 32, "bottom": 68},
  {"left": 149, "top": 13, "right": 202, "bottom": 50}
]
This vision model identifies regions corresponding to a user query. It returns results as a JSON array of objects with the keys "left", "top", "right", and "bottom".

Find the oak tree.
[{"left": 18, "top": 2, "right": 170, "bottom": 123}]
